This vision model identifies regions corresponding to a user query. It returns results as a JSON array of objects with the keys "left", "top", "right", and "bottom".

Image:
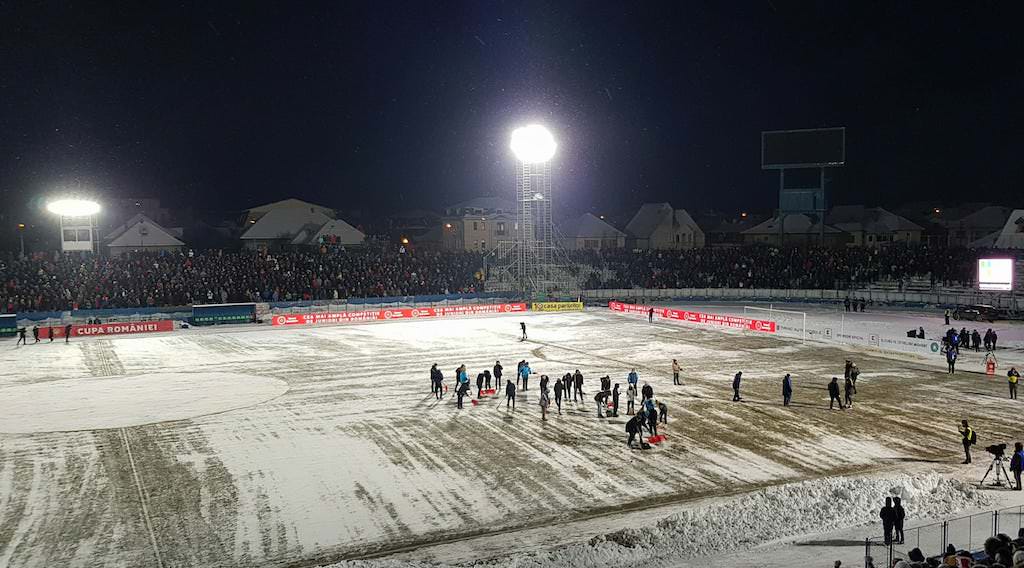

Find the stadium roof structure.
[
  {"left": 241, "top": 207, "right": 333, "bottom": 241},
  {"left": 992, "top": 210, "right": 1024, "bottom": 249},
  {"left": 559, "top": 213, "right": 625, "bottom": 240},
  {"left": 827, "top": 206, "right": 923, "bottom": 234},
  {"left": 742, "top": 214, "right": 844, "bottom": 235},
  {"left": 104, "top": 214, "right": 185, "bottom": 248},
  {"left": 625, "top": 203, "right": 702, "bottom": 238}
]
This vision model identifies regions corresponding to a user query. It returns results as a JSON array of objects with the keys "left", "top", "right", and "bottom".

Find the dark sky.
[{"left": 1, "top": 1, "right": 1021, "bottom": 219}]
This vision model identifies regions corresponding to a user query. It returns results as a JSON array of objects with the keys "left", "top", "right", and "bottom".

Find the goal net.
[{"left": 743, "top": 305, "right": 807, "bottom": 342}]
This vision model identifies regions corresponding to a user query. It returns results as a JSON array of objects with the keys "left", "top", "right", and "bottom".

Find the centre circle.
[{"left": 0, "top": 372, "right": 288, "bottom": 434}]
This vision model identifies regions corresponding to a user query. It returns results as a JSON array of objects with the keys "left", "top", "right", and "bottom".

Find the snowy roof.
[
  {"left": 827, "top": 206, "right": 923, "bottom": 233},
  {"left": 559, "top": 213, "right": 625, "bottom": 239},
  {"left": 942, "top": 205, "right": 1013, "bottom": 230},
  {"left": 304, "top": 218, "right": 365, "bottom": 245},
  {"left": 245, "top": 198, "right": 336, "bottom": 217},
  {"left": 241, "top": 207, "right": 333, "bottom": 240},
  {"left": 104, "top": 214, "right": 185, "bottom": 248},
  {"left": 993, "top": 210, "right": 1024, "bottom": 249},
  {"left": 743, "top": 214, "right": 844, "bottom": 235},
  {"left": 625, "top": 203, "right": 703, "bottom": 238},
  {"left": 445, "top": 196, "right": 516, "bottom": 215}
]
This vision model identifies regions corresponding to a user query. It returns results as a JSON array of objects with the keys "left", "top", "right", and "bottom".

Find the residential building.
[
  {"left": 826, "top": 205, "right": 923, "bottom": 247},
  {"left": 624, "top": 203, "right": 705, "bottom": 250},
  {"left": 558, "top": 213, "right": 626, "bottom": 250},
  {"left": 104, "top": 214, "right": 185, "bottom": 256},
  {"left": 441, "top": 197, "right": 515, "bottom": 252},
  {"left": 741, "top": 214, "right": 848, "bottom": 246}
]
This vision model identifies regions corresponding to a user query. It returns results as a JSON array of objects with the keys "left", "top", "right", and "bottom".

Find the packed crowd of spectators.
[
  {"left": 0, "top": 243, "right": 997, "bottom": 313},
  {"left": 1, "top": 246, "right": 483, "bottom": 312},
  {"left": 577, "top": 245, "right": 980, "bottom": 290}
]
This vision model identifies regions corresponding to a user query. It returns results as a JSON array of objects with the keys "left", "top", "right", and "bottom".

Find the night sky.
[{"left": 1, "top": 1, "right": 1021, "bottom": 220}]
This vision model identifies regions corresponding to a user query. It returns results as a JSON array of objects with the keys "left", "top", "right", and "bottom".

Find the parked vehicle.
[{"left": 953, "top": 304, "right": 1001, "bottom": 322}]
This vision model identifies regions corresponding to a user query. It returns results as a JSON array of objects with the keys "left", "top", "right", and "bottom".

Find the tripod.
[{"left": 980, "top": 455, "right": 1011, "bottom": 487}]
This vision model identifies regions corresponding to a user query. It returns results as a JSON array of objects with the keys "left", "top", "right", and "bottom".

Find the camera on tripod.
[{"left": 987, "top": 443, "right": 1007, "bottom": 458}]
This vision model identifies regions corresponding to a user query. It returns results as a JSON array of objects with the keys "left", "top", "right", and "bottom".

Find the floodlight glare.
[
  {"left": 510, "top": 124, "right": 556, "bottom": 163},
  {"left": 46, "top": 199, "right": 101, "bottom": 217}
]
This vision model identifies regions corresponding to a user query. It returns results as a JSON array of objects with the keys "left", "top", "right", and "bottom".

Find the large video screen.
[
  {"left": 762, "top": 127, "right": 846, "bottom": 169},
  {"left": 978, "top": 258, "right": 1014, "bottom": 291}
]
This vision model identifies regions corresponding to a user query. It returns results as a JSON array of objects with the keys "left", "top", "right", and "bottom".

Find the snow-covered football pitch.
[{"left": 1, "top": 304, "right": 1022, "bottom": 568}]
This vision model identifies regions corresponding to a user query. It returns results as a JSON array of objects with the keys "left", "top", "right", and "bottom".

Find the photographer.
[
  {"left": 1012, "top": 442, "right": 1024, "bottom": 491},
  {"left": 959, "top": 420, "right": 976, "bottom": 464}
]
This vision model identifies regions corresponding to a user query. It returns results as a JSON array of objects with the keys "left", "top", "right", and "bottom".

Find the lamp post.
[{"left": 17, "top": 223, "right": 25, "bottom": 259}]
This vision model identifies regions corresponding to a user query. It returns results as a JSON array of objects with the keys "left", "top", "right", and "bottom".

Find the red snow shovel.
[{"left": 647, "top": 435, "right": 667, "bottom": 444}]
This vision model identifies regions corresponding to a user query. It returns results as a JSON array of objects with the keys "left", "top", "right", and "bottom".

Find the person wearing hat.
[
  {"left": 1010, "top": 442, "right": 1024, "bottom": 491},
  {"left": 959, "top": 420, "right": 975, "bottom": 464}
]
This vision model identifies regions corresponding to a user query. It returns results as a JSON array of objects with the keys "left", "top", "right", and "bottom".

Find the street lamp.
[
  {"left": 16, "top": 223, "right": 25, "bottom": 259},
  {"left": 510, "top": 124, "right": 557, "bottom": 163},
  {"left": 46, "top": 197, "right": 101, "bottom": 254}
]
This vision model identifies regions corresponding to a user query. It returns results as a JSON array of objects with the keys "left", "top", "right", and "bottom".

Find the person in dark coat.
[
  {"left": 64, "top": 323, "right": 72, "bottom": 342},
  {"left": 844, "top": 360, "right": 852, "bottom": 380},
  {"left": 849, "top": 364, "right": 860, "bottom": 393},
  {"left": 573, "top": 370, "right": 585, "bottom": 401},
  {"left": 880, "top": 497, "right": 896, "bottom": 545},
  {"left": 31, "top": 325, "right": 39, "bottom": 343},
  {"left": 47, "top": 326, "right": 54, "bottom": 342},
  {"left": 519, "top": 321, "right": 527, "bottom": 340},
  {"left": 562, "top": 373, "right": 573, "bottom": 400},
  {"left": 505, "top": 379, "right": 517, "bottom": 410},
  {"left": 600, "top": 375, "right": 611, "bottom": 392},
  {"left": 893, "top": 497, "right": 906, "bottom": 544},
  {"left": 782, "top": 373, "right": 793, "bottom": 406},
  {"left": 959, "top": 420, "right": 974, "bottom": 464},
  {"left": 594, "top": 390, "right": 608, "bottom": 418},
  {"left": 611, "top": 384, "right": 620, "bottom": 417},
  {"left": 483, "top": 369, "right": 492, "bottom": 390},
  {"left": 992, "top": 330, "right": 999, "bottom": 350},
  {"left": 643, "top": 398, "right": 658, "bottom": 436},
  {"left": 985, "top": 328, "right": 994, "bottom": 350},
  {"left": 493, "top": 361, "right": 503, "bottom": 384},
  {"left": 972, "top": 329, "right": 982, "bottom": 351},
  {"left": 641, "top": 383, "right": 654, "bottom": 402},
  {"left": 456, "top": 379, "right": 469, "bottom": 409},
  {"left": 16, "top": 327, "right": 27, "bottom": 346},
  {"left": 626, "top": 414, "right": 644, "bottom": 448},
  {"left": 539, "top": 374, "right": 549, "bottom": 392},
  {"left": 732, "top": 372, "right": 743, "bottom": 402},
  {"left": 858, "top": 299, "right": 866, "bottom": 312},
  {"left": 844, "top": 377, "right": 855, "bottom": 408},
  {"left": 430, "top": 364, "right": 441, "bottom": 396},
  {"left": 946, "top": 347, "right": 957, "bottom": 374},
  {"left": 1011, "top": 442, "right": 1024, "bottom": 491},
  {"left": 553, "top": 378, "right": 564, "bottom": 414},
  {"left": 647, "top": 307, "right": 654, "bottom": 323},
  {"left": 476, "top": 372, "right": 485, "bottom": 398},
  {"left": 657, "top": 400, "right": 667, "bottom": 424},
  {"left": 828, "top": 377, "right": 844, "bottom": 409}
]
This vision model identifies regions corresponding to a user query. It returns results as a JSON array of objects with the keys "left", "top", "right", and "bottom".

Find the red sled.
[
  {"left": 607, "top": 402, "right": 614, "bottom": 408},
  {"left": 647, "top": 435, "right": 667, "bottom": 444},
  {"left": 471, "top": 399, "right": 479, "bottom": 406}
]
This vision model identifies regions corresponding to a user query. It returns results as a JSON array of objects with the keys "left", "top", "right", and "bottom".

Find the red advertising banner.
[
  {"left": 272, "top": 303, "right": 528, "bottom": 326},
  {"left": 40, "top": 320, "right": 175, "bottom": 338},
  {"left": 608, "top": 301, "right": 776, "bottom": 333}
]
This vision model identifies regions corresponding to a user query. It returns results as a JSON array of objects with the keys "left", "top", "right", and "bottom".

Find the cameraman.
[
  {"left": 1012, "top": 442, "right": 1024, "bottom": 491},
  {"left": 959, "top": 420, "right": 975, "bottom": 464}
]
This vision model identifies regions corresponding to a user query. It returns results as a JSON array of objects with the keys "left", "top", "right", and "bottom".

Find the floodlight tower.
[
  {"left": 510, "top": 125, "right": 558, "bottom": 298},
  {"left": 46, "top": 198, "right": 101, "bottom": 253}
]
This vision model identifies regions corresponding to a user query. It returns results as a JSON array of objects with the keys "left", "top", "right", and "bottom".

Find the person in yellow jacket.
[
  {"left": 959, "top": 420, "right": 976, "bottom": 464},
  {"left": 1009, "top": 367, "right": 1020, "bottom": 400}
]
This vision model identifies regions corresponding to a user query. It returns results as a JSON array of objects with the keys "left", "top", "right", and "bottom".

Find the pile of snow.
[{"left": 328, "top": 473, "right": 988, "bottom": 568}]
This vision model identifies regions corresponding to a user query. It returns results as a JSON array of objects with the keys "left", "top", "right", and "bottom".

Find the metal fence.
[{"left": 865, "top": 505, "right": 1024, "bottom": 567}]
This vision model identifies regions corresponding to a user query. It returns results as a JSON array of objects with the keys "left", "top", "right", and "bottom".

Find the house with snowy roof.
[
  {"left": 104, "top": 214, "right": 185, "bottom": 256},
  {"left": 558, "top": 213, "right": 626, "bottom": 250},
  {"left": 624, "top": 203, "right": 705, "bottom": 250},
  {"left": 826, "top": 205, "right": 923, "bottom": 247}
]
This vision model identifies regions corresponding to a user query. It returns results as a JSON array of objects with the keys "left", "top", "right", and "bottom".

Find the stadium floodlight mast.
[
  {"left": 46, "top": 197, "right": 102, "bottom": 253},
  {"left": 510, "top": 124, "right": 557, "bottom": 164}
]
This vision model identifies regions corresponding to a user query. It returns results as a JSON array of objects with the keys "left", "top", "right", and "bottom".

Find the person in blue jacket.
[
  {"left": 782, "top": 373, "right": 793, "bottom": 406},
  {"left": 519, "top": 361, "right": 532, "bottom": 390},
  {"left": 732, "top": 371, "right": 743, "bottom": 402},
  {"left": 1011, "top": 442, "right": 1024, "bottom": 491},
  {"left": 627, "top": 368, "right": 639, "bottom": 394}
]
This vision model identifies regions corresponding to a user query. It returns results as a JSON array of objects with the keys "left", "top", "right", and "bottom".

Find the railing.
[
  {"left": 582, "top": 287, "right": 1024, "bottom": 312},
  {"left": 865, "top": 505, "right": 1024, "bottom": 567}
]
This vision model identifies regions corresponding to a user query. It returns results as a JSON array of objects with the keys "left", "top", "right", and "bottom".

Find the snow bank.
[{"left": 326, "top": 473, "right": 988, "bottom": 568}]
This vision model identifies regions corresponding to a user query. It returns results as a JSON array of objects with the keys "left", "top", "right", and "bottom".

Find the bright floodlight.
[
  {"left": 46, "top": 199, "right": 101, "bottom": 217},
  {"left": 511, "top": 124, "right": 556, "bottom": 163}
]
